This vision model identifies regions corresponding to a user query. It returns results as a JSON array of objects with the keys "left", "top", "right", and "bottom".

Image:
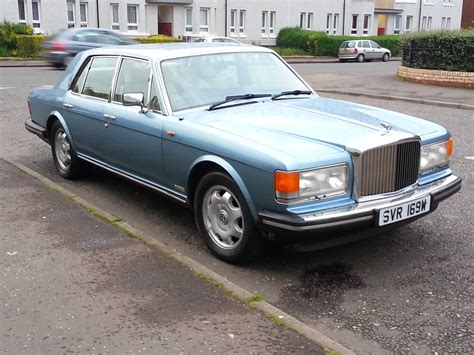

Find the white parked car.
[
  {"left": 338, "top": 40, "right": 391, "bottom": 63},
  {"left": 191, "top": 36, "right": 241, "bottom": 44}
]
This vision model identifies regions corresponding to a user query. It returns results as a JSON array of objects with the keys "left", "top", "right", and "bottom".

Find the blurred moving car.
[
  {"left": 338, "top": 40, "right": 391, "bottom": 63},
  {"left": 191, "top": 36, "right": 241, "bottom": 44},
  {"left": 42, "top": 28, "right": 135, "bottom": 68}
]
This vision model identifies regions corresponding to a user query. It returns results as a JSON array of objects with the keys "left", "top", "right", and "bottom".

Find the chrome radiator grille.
[{"left": 358, "top": 140, "right": 421, "bottom": 197}]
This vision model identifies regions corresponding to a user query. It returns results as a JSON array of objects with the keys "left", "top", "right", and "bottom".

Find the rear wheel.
[
  {"left": 382, "top": 53, "right": 390, "bottom": 62},
  {"left": 194, "top": 171, "right": 263, "bottom": 263},
  {"left": 357, "top": 54, "right": 365, "bottom": 63},
  {"left": 51, "top": 120, "right": 82, "bottom": 179}
]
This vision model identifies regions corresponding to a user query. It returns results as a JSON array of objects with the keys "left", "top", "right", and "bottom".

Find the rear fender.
[{"left": 47, "top": 110, "right": 78, "bottom": 152}]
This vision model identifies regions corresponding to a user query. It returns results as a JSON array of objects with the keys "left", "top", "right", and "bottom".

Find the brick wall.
[{"left": 397, "top": 66, "right": 474, "bottom": 89}]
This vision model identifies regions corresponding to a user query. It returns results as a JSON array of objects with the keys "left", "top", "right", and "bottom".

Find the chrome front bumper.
[{"left": 259, "top": 175, "right": 461, "bottom": 232}]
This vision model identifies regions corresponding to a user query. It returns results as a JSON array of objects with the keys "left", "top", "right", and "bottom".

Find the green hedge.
[
  {"left": 401, "top": 30, "right": 474, "bottom": 72},
  {"left": 133, "top": 35, "right": 183, "bottom": 44},
  {"left": 15, "top": 35, "right": 45, "bottom": 57},
  {"left": 276, "top": 27, "right": 401, "bottom": 57},
  {"left": 0, "top": 20, "right": 34, "bottom": 54}
]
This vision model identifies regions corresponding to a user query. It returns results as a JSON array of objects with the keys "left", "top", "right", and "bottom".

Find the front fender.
[
  {"left": 188, "top": 155, "right": 258, "bottom": 220},
  {"left": 47, "top": 110, "right": 78, "bottom": 153}
]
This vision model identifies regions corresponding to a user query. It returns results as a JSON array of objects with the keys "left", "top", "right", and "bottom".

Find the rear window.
[{"left": 340, "top": 41, "right": 356, "bottom": 48}]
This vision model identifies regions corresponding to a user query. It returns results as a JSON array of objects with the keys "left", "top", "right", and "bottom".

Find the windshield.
[{"left": 161, "top": 52, "right": 309, "bottom": 111}]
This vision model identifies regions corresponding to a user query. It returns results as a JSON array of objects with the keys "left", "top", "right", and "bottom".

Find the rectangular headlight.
[
  {"left": 275, "top": 164, "right": 349, "bottom": 203},
  {"left": 419, "top": 138, "right": 453, "bottom": 173}
]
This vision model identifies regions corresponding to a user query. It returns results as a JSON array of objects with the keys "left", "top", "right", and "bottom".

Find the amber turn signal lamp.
[
  {"left": 275, "top": 171, "right": 299, "bottom": 194},
  {"left": 447, "top": 138, "right": 453, "bottom": 157}
]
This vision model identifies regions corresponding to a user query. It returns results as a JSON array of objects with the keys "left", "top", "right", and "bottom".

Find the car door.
[
  {"left": 370, "top": 41, "right": 383, "bottom": 59},
  {"left": 102, "top": 57, "right": 165, "bottom": 184},
  {"left": 362, "top": 40, "right": 373, "bottom": 59},
  {"left": 63, "top": 56, "right": 118, "bottom": 161}
]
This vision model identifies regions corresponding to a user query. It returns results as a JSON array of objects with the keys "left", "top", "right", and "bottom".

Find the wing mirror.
[{"left": 123, "top": 92, "right": 148, "bottom": 113}]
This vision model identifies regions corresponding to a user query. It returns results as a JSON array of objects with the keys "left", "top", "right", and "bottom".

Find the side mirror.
[{"left": 123, "top": 92, "right": 144, "bottom": 106}]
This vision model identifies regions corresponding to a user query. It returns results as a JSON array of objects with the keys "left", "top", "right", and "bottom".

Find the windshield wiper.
[
  {"left": 271, "top": 90, "right": 312, "bottom": 100},
  {"left": 209, "top": 93, "right": 272, "bottom": 111}
]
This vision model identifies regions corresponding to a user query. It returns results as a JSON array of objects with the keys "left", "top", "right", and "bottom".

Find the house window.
[
  {"left": 261, "top": 11, "right": 267, "bottom": 36},
  {"left": 230, "top": 9, "right": 236, "bottom": 35},
  {"left": 111, "top": 4, "right": 120, "bottom": 30},
  {"left": 427, "top": 16, "right": 432, "bottom": 30},
  {"left": 80, "top": 3, "right": 88, "bottom": 27},
  {"left": 239, "top": 10, "right": 245, "bottom": 34},
  {"left": 67, "top": 1, "right": 75, "bottom": 28},
  {"left": 32, "top": 0, "right": 41, "bottom": 29},
  {"left": 307, "top": 12, "right": 313, "bottom": 30},
  {"left": 18, "top": 0, "right": 26, "bottom": 22},
  {"left": 422, "top": 16, "right": 427, "bottom": 30},
  {"left": 405, "top": 15, "right": 413, "bottom": 32},
  {"left": 185, "top": 8, "right": 192, "bottom": 32},
  {"left": 446, "top": 17, "right": 451, "bottom": 30},
  {"left": 300, "top": 12, "right": 306, "bottom": 29},
  {"left": 200, "top": 8, "right": 209, "bottom": 32},
  {"left": 326, "top": 13, "right": 332, "bottom": 34},
  {"left": 270, "top": 11, "right": 276, "bottom": 36},
  {"left": 394, "top": 15, "right": 401, "bottom": 34},
  {"left": 127, "top": 5, "right": 138, "bottom": 31},
  {"left": 333, "top": 14, "right": 339, "bottom": 35},
  {"left": 351, "top": 15, "right": 358, "bottom": 35},
  {"left": 363, "top": 15, "right": 370, "bottom": 35},
  {"left": 441, "top": 17, "right": 446, "bottom": 30}
]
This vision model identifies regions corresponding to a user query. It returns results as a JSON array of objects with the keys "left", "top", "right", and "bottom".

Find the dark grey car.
[{"left": 42, "top": 28, "right": 135, "bottom": 68}]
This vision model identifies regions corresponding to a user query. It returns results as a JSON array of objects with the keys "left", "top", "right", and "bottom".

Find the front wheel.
[
  {"left": 51, "top": 120, "right": 82, "bottom": 179},
  {"left": 382, "top": 53, "right": 390, "bottom": 62},
  {"left": 194, "top": 172, "right": 263, "bottom": 263}
]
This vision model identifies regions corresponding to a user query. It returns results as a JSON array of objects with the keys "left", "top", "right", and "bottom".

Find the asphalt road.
[{"left": 1, "top": 66, "right": 473, "bottom": 354}]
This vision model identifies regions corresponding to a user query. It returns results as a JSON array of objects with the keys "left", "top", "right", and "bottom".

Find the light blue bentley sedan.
[{"left": 26, "top": 43, "right": 461, "bottom": 263}]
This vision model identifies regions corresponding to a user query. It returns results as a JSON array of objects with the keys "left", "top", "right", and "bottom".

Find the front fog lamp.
[
  {"left": 419, "top": 138, "right": 453, "bottom": 173},
  {"left": 275, "top": 164, "right": 349, "bottom": 202}
]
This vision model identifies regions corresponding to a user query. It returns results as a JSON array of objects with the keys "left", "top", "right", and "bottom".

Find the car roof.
[{"left": 82, "top": 43, "right": 272, "bottom": 61}]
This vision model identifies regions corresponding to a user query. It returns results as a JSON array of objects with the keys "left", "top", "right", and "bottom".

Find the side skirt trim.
[{"left": 77, "top": 153, "right": 188, "bottom": 205}]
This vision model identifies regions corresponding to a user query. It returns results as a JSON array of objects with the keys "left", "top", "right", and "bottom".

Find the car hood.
[{"left": 179, "top": 96, "right": 446, "bottom": 168}]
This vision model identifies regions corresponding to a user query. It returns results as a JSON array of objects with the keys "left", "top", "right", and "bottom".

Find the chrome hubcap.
[
  {"left": 54, "top": 129, "right": 71, "bottom": 171},
  {"left": 202, "top": 185, "right": 244, "bottom": 250}
]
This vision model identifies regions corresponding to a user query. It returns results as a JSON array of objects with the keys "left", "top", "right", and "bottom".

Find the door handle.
[
  {"left": 63, "top": 103, "right": 73, "bottom": 108},
  {"left": 103, "top": 113, "right": 116, "bottom": 120}
]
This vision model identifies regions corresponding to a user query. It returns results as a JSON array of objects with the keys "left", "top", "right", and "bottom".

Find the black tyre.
[
  {"left": 50, "top": 120, "right": 82, "bottom": 179},
  {"left": 194, "top": 171, "right": 263, "bottom": 263},
  {"left": 382, "top": 53, "right": 390, "bottom": 62},
  {"left": 357, "top": 54, "right": 365, "bottom": 63}
]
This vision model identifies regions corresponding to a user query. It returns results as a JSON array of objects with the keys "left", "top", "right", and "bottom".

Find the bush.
[
  {"left": 276, "top": 27, "right": 325, "bottom": 52},
  {"left": 15, "top": 35, "right": 45, "bottom": 57},
  {"left": 0, "top": 21, "right": 33, "bottom": 50},
  {"left": 276, "top": 27, "right": 401, "bottom": 57},
  {"left": 271, "top": 47, "right": 307, "bottom": 56},
  {"left": 133, "top": 34, "right": 183, "bottom": 44},
  {"left": 401, "top": 30, "right": 474, "bottom": 72}
]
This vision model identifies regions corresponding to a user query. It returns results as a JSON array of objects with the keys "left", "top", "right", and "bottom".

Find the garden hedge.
[
  {"left": 15, "top": 35, "right": 46, "bottom": 57},
  {"left": 401, "top": 30, "right": 474, "bottom": 72},
  {"left": 277, "top": 27, "right": 401, "bottom": 57},
  {"left": 132, "top": 35, "right": 183, "bottom": 44}
]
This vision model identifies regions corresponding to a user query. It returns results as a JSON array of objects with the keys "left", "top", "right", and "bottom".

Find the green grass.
[
  {"left": 243, "top": 294, "right": 264, "bottom": 304},
  {"left": 271, "top": 47, "right": 308, "bottom": 56},
  {"left": 324, "top": 348, "right": 341, "bottom": 355}
]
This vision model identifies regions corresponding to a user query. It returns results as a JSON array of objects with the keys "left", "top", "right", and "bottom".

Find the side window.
[
  {"left": 149, "top": 77, "right": 161, "bottom": 112},
  {"left": 113, "top": 58, "right": 151, "bottom": 104},
  {"left": 370, "top": 41, "right": 380, "bottom": 48},
  {"left": 71, "top": 59, "right": 91, "bottom": 93},
  {"left": 357, "top": 41, "right": 362, "bottom": 47},
  {"left": 363, "top": 41, "right": 370, "bottom": 48},
  {"left": 82, "top": 57, "right": 117, "bottom": 100}
]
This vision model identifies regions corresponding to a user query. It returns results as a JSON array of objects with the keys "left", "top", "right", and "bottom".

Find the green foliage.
[
  {"left": 15, "top": 35, "right": 45, "bottom": 58},
  {"left": 276, "top": 27, "right": 401, "bottom": 57},
  {"left": 401, "top": 30, "right": 474, "bottom": 72},
  {"left": 271, "top": 47, "right": 307, "bottom": 56},
  {"left": 0, "top": 21, "right": 33, "bottom": 50},
  {"left": 133, "top": 34, "right": 183, "bottom": 44}
]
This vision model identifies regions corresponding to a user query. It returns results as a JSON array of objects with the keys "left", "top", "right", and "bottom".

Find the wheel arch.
[
  {"left": 46, "top": 111, "right": 78, "bottom": 152},
  {"left": 187, "top": 155, "right": 258, "bottom": 220}
]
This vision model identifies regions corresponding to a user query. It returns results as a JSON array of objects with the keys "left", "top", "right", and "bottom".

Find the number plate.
[{"left": 378, "top": 196, "right": 431, "bottom": 226}]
